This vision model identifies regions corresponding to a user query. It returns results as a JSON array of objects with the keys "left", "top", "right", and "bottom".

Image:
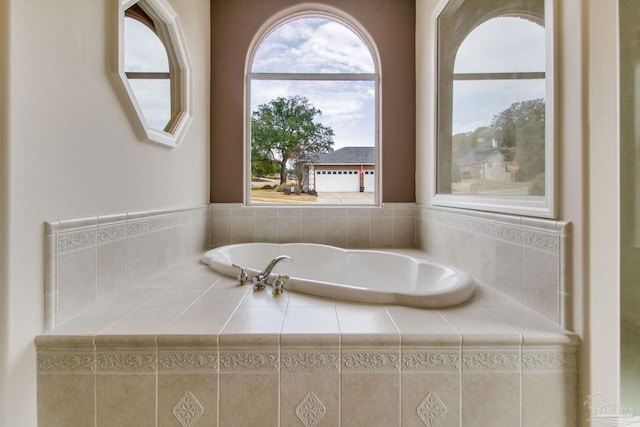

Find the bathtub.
[{"left": 202, "top": 243, "right": 475, "bottom": 308}]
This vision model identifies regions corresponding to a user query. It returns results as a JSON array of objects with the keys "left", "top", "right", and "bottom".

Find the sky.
[
  {"left": 123, "top": 14, "right": 547, "bottom": 140},
  {"left": 250, "top": 17, "right": 376, "bottom": 149},
  {"left": 124, "top": 18, "right": 171, "bottom": 130},
  {"left": 451, "top": 17, "right": 546, "bottom": 134}
]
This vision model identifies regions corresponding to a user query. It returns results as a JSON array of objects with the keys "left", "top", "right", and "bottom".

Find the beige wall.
[
  {"left": 0, "top": 0, "right": 210, "bottom": 424},
  {"left": 620, "top": 0, "right": 640, "bottom": 331},
  {"left": 418, "top": 1, "right": 621, "bottom": 425},
  {"left": 587, "top": 0, "right": 621, "bottom": 418},
  {"left": 210, "top": 0, "right": 416, "bottom": 203},
  {"left": 0, "top": 0, "right": 9, "bottom": 424}
]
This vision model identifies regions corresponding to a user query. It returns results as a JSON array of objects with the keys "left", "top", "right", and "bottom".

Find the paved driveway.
[{"left": 315, "top": 192, "right": 375, "bottom": 204}]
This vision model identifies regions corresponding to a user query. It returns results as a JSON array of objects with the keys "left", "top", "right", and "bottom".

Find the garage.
[
  {"left": 306, "top": 147, "right": 376, "bottom": 193},
  {"left": 315, "top": 170, "right": 360, "bottom": 192}
]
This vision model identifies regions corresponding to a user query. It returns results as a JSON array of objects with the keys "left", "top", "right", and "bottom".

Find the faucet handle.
[
  {"left": 272, "top": 274, "right": 288, "bottom": 295},
  {"left": 231, "top": 263, "right": 249, "bottom": 286}
]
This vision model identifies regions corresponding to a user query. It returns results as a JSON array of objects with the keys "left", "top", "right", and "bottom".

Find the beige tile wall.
[
  {"left": 39, "top": 203, "right": 578, "bottom": 427},
  {"left": 208, "top": 203, "right": 417, "bottom": 249},
  {"left": 36, "top": 273, "right": 579, "bottom": 427},
  {"left": 416, "top": 205, "right": 571, "bottom": 329},
  {"left": 36, "top": 331, "right": 577, "bottom": 426},
  {"left": 44, "top": 206, "right": 209, "bottom": 331},
  {"left": 46, "top": 203, "right": 571, "bottom": 334}
]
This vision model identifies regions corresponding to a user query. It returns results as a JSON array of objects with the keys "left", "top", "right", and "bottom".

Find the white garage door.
[
  {"left": 315, "top": 170, "right": 359, "bottom": 192},
  {"left": 363, "top": 171, "right": 376, "bottom": 192}
]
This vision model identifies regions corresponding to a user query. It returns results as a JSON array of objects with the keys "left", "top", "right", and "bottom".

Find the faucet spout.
[{"left": 254, "top": 255, "right": 293, "bottom": 283}]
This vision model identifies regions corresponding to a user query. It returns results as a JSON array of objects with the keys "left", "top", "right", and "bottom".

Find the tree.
[
  {"left": 251, "top": 96, "right": 335, "bottom": 184},
  {"left": 491, "top": 98, "right": 545, "bottom": 181}
]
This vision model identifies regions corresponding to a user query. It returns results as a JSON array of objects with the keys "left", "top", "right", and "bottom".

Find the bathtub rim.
[{"left": 202, "top": 242, "right": 476, "bottom": 308}]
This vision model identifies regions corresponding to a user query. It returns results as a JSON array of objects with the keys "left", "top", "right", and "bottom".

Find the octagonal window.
[{"left": 116, "top": 0, "right": 193, "bottom": 148}]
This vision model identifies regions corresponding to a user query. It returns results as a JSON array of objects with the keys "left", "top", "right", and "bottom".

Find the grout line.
[
  {"left": 155, "top": 336, "right": 159, "bottom": 427},
  {"left": 94, "top": 224, "right": 98, "bottom": 310},
  {"left": 337, "top": 305, "right": 342, "bottom": 427},
  {"left": 157, "top": 277, "right": 223, "bottom": 334},
  {"left": 458, "top": 341, "right": 463, "bottom": 427},
  {"left": 216, "top": 332, "right": 220, "bottom": 427},
  {"left": 519, "top": 334, "right": 524, "bottom": 427},
  {"left": 93, "top": 336, "right": 97, "bottom": 427}
]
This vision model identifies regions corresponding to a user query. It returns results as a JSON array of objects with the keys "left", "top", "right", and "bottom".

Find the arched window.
[
  {"left": 435, "top": 0, "right": 554, "bottom": 217},
  {"left": 247, "top": 11, "right": 379, "bottom": 205}
]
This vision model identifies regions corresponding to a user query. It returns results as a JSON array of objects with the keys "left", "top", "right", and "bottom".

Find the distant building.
[
  {"left": 455, "top": 147, "right": 513, "bottom": 181},
  {"left": 304, "top": 147, "right": 376, "bottom": 192}
]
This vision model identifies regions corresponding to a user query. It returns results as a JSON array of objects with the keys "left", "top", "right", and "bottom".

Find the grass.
[
  {"left": 452, "top": 179, "right": 531, "bottom": 195},
  {"left": 251, "top": 187, "right": 318, "bottom": 204}
]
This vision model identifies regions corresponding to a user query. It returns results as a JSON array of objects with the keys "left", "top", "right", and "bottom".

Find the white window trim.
[
  {"left": 114, "top": 0, "right": 194, "bottom": 148},
  {"left": 431, "top": 0, "right": 557, "bottom": 218},
  {"left": 244, "top": 5, "right": 382, "bottom": 205}
]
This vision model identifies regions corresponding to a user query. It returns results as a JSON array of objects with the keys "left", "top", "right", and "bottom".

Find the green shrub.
[{"left": 528, "top": 173, "right": 545, "bottom": 195}]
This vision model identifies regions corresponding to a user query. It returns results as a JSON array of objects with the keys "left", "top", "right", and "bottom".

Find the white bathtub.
[{"left": 202, "top": 243, "right": 475, "bottom": 308}]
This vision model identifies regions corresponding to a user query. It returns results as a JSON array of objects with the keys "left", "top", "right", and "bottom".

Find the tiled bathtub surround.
[
  {"left": 40, "top": 204, "right": 577, "bottom": 424},
  {"left": 208, "top": 203, "right": 417, "bottom": 249},
  {"left": 44, "top": 206, "right": 208, "bottom": 331},
  {"left": 416, "top": 206, "right": 571, "bottom": 329},
  {"left": 46, "top": 203, "right": 571, "bottom": 332},
  {"left": 37, "top": 264, "right": 578, "bottom": 427}
]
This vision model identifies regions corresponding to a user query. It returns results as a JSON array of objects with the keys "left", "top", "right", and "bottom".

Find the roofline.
[{"left": 310, "top": 163, "right": 375, "bottom": 166}]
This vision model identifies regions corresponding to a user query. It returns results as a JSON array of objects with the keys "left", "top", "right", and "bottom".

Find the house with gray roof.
[
  {"left": 455, "top": 146, "right": 514, "bottom": 181},
  {"left": 304, "top": 146, "right": 376, "bottom": 193}
]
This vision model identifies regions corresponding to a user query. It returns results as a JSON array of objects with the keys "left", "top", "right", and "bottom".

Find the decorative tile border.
[
  {"left": 36, "top": 345, "right": 578, "bottom": 375},
  {"left": 494, "top": 224, "right": 522, "bottom": 245},
  {"left": 58, "top": 227, "right": 97, "bottom": 254},
  {"left": 96, "top": 351, "right": 156, "bottom": 374},
  {"left": 158, "top": 350, "right": 217, "bottom": 374},
  {"left": 402, "top": 349, "right": 460, "bottom": 373},
  {"left": 521, "top": 229, "right": 559, "bottom": 255},
  {"left": 219, "top": 350, "right": 279, "bottom": 372},
  {"left": 281, "top": 350, "right": 339, "bottom": 372},
  {"left": 342, "top": 349, "right": 400, "bottom": 372},
  {"left": 97, "top": 223, "right": 127, "bottom": 245},
  {"left": 521, "top": 349, "right": 578, "bottom": 372},
  {"left": 462, "top": 349, "right": 520, "bottom": 372},
  {"left": 418, "top": 205, "right": 566, "bottom": 254},
  {"left": 37, "top": 352, "right": 95, "bottom": 374}
]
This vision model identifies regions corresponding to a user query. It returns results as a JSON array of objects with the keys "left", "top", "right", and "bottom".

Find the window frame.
[
  {"left": 244, "top": 7, "right": 382, "bottom": 205},
  {"left": 431, "top": 0, "right": 557, "bottom": 218},
  {"left": 115, "top": 0, "right": 193, "bottom": 148}
]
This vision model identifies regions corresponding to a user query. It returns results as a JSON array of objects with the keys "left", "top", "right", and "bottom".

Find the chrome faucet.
[
  {"left": 253, "top": 255, "right": 293, "bottom": 294},
  {"left": 254, "top": 255, "right": 293, "bottom": 283}
]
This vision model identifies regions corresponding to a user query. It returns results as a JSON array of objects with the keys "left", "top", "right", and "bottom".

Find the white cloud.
[
  {"left": 128, "top": 79, "right": 171, "bottom": 129},
  {"left": 249, "top": 16, "right": 377, "bottom": 148},
  {"left": 454, "top": 16, "right": 545, "bottom": 73},
  {"left": 252, "top": 17, "right": 375, "bottom": 74},
  {"left": 123, "top": 18, "right": 169, "bottom": 72},
  {"left": 251, "top": 80, "right": 375, "bottom": 148}
]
